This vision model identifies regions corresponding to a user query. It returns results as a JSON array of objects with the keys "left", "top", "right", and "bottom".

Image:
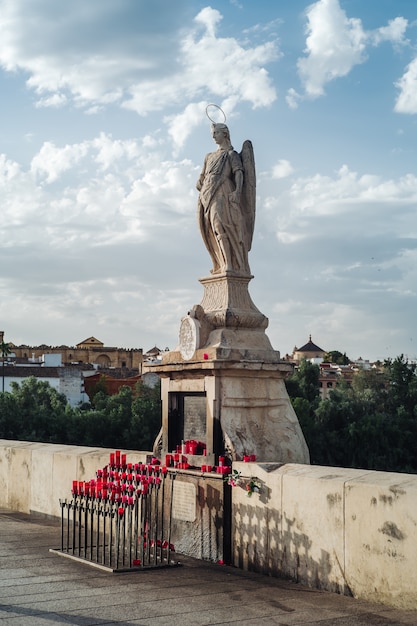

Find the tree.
[
  {"left": 0, "top": 340, "right": 11, "bottom": 393},
  {"left": 8, "top": 377, "right": 71, "bottom": 443},
  {"left": 131, "top": 381, "right": 161, "bottom": 450},
  {"left": 287, "top": 355, "right": 417, "bottom": 473},
  {"left": 322, "top": 350, "right": 349, "bottom": 365}
]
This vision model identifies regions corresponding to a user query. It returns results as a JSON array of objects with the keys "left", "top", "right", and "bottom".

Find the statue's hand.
[{"left": 229, "top": 190, "right": 241, "bottom": 204}]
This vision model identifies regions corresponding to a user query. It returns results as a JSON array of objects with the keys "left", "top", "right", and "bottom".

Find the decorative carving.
[
  {"left": 179, "top": 315, "right": 200, "bottom": 360},
  {"left": 199, "top": 274, "right": 268, "bottom": 330}
]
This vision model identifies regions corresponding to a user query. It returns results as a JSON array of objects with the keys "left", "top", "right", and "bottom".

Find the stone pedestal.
[
  {"left": 144, "top": 272, "right": 309, "bottom": 465},
  {"left": 145, "top": 355, "right": 309, "bottom": 464}
]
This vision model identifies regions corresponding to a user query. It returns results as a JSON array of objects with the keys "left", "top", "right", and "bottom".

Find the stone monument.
[{"left": 144, "top": 109, "right": 309, "bottom": 465}]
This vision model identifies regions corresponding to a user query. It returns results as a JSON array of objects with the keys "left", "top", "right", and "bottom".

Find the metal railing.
[{"left": 54, "top": 461, "right": 178, "bottom": 572}]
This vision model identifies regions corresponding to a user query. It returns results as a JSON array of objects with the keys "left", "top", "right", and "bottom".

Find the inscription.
[
  {"left": 183, "top": 395, "right": 206, "bottom": 442},
  {"left": 172, "top": 481, "right": 196, "bottom": 522}
]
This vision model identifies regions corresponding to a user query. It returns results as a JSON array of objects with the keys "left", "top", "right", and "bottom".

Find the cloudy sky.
[{"left": 1, "top": 0, "right": 416, "bottom": 362}]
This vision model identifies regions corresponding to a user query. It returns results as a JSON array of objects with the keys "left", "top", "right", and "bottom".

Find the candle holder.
[{"left": 55, "top": 450, "right": 181, "bottom": 572}]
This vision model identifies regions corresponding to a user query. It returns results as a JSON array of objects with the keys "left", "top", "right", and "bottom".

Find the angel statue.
[{"left": 196, "top": 122, "right": 256, "bottom": 276}]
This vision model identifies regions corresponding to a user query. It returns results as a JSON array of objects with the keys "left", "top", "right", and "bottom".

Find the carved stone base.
[
  {"left": 176, "top": 273, "right": 281, "bottom": 363},
  {"left": 199, "top": 273, "right": 267, "bottom": 330}
]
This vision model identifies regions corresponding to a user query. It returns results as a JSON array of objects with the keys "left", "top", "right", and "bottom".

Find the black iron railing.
[{"left": 55, "top": 462, "right": 178, "bottom": 572}]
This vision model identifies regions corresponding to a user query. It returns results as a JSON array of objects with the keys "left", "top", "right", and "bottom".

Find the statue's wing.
[{"left": 240, "top": 140, "right": 256, "bottom": 251}]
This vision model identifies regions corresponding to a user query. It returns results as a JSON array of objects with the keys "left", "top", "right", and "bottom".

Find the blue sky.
[{"left": 1, "top": 0, "right": 416, "bottom": 362}]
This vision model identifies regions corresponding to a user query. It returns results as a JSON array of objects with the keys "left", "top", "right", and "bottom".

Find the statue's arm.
[
  {"left": 229, "top": 151, "right": 244, "bottom": 203},
  {"left": 230, "top": 169, "right": 243, "bottom": 204},
  {"left": 196, "top": 155, "right": 208, "bottom": 191}
]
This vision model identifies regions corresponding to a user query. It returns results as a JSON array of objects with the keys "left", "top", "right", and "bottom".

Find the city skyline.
[{"left": 1, "top": 0, "right": 416, "bottom": 362}]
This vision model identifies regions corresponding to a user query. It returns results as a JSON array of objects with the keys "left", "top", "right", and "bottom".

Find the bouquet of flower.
[{"left": 226, "top": 469, "right": 261, "bottom": 497}]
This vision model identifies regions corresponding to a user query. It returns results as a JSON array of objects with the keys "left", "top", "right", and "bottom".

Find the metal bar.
[
  {"left": 166, "top": 473, "right": 175, "bottom": 564},
  {"left": 159, "top": 477, "right": 166, "bottom": 563},
  {"left": 96, "top": 504, "right": 101, "bottom": 564},
  {"left": 109, "top": 503, "right": 114, "bottom": 568},
  {"left": 102, "top": 503, "right": 107, "bottom": 566},
  {"left": 72, "top": 499, "right": 76, "bottom": 555},
  {"left": 66, "top": 500, "right": 70, "bottom": 553},
  {"left": 78, "top": 500, "right": 82, "bottom": 557},
  {"left": 127, "top": 504, "right": 132, "bottom": 567},
  {"left": 153, "top": 484, "right": 159, "bottom": 566},
  {"left": 60, "top": 500, "right": 64, "bottom": 552}
]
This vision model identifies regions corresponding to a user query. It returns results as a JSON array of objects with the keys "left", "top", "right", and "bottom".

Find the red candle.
[
  {"left": 110, "top": 453, "right": 115, "bottom": 466},
  {"left": 243, "top": 455, "right": 250, "bottom": 462},
  {"left": 189, "top": 441, "right": 197, "bottom": 454},
  {"left": 201, "top": 465, "right": 207, "bottom": 472},
  {"left": 121, "top": 454, "right": 126, "bottom": 466},
  {"left": 250, "top": 454, "right": 257, "bottom": 462}
]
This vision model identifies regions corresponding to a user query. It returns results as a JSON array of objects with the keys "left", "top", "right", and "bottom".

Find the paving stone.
[{"left": 1, "top": 509, "right": 417, "bottom": 626}]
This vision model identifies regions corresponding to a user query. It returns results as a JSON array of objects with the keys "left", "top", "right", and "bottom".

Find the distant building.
[
  {"left": 291, "top": 335, "right": 326, "bottom": 363},
  {"left": 1, "top": 335, "right": 146, "bottom": 406},
  {"left": 9, "top": 336, "right": 143, "bottom": 371},
  {"left": 143, "top": 346, "right": 165, "bottom": 362},
  {"left": 1, "top": 364, "right": 90, "bottom": 407}
]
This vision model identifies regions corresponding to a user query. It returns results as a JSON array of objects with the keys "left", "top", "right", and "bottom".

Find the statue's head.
[
  {"left": 211, "top": 122, "right": 229, "bottom": 137},
  {"left": 211, "top": 123, "right": 231, "bottom": 148}
]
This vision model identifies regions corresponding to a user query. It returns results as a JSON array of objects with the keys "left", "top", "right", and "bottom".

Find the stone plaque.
[
  {"left": 179, "top": 316, "right": 199, "bottom": 360},
  {"left": 172, "top": 481, "right": 196, "bottom": 522},
  {"left": 183, "top": 395, "right": 206, "bottom": 442}
]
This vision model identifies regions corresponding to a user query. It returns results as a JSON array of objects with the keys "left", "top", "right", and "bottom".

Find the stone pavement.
[{"left": 1, "top": 509, "right": 417, "bottom": 626}]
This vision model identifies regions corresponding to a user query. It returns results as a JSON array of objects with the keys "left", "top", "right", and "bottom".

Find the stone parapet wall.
[
  {"left": 0, "top": 440, "right": 148, "bottom": 517},
  {"left": 231, "top": 461, "right": 417, "bottom": 610},
  {"left": 0, "top": 440, "right": 416, "bottom": 610}
]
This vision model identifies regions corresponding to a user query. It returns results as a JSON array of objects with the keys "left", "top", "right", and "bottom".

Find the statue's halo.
[{"left": 205, "top": 104, "right": 226, "bottom": 124}]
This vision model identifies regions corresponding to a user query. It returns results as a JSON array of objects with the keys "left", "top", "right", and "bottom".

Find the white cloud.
[
  {"left": 271, "top": 159, "right": 294, "bottom": 179},
  {"left": 371, "top": 17, "right": 408, "bottom": 46},
  {"left": 124, "top": 5, "right": 278, "bottom": 136},
  {"left": 395, "top": 57, "right": 417, "bottom": 114},
  {"left": 294, "top": 0, "right": 409, "bottom": 102},
  {"left": 35, "top": 93, "right": 68, "bottom": 108},
  {"left": 297, "top": 0, "right": 368, "bottom": 98},
  {"left": 0, "top": 2, "right": 278, "bottom": 153},
  {"left": 286, "top": 87, "right": 302, "bottom": 109},
  {"left": 30, "top": 141, "right": 90, "bottom": 183}
]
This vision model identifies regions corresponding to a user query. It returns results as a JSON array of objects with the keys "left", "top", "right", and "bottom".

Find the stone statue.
[{"left": 196, "top": 123, "right": 256, "bottom": 276}]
